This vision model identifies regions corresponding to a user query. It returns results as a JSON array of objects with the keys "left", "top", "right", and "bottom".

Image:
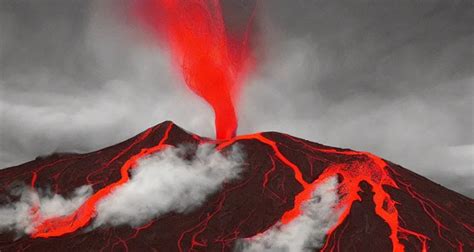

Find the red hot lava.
[{"left": 135, "top": 0, "right": 254, "bottom": 139}]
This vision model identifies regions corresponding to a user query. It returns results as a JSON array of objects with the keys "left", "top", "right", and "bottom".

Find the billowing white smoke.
[
  {"left": 235, "top": 176, "right": 341, "bottom": 252},
  {"left": 94, "top": 144, "right": 243, "bottom": 227},
  {"left": 0, "top": 144, "right": 243, "bottom": 235},
  {"left": 0, "top": 185, "right": 92, "bottom": 235}
]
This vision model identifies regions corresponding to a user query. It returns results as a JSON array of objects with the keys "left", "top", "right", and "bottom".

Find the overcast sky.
[{"left": 0, "top": 0, "right": 472, "bottom": 196}]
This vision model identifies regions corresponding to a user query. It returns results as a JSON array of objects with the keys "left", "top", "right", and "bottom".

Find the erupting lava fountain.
[{"left": 135, "top": 0, "right": 255, "bottom": 139}]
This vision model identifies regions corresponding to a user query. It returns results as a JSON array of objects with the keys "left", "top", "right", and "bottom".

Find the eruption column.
[{"left": 135, "top": 0, "right": 254, "bottom": 139}]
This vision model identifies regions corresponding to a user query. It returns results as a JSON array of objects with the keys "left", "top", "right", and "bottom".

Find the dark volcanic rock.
[{"left": 0, "top": 121, "right": 472, "bottom": 252}]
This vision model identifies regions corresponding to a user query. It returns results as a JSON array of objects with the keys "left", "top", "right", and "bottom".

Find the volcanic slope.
[{"left": 0, "top": 121, "right": 472, "bottom": 251}]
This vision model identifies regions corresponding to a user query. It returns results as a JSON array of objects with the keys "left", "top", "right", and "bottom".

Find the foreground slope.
[{"left": 0, "top": 121, "right": 472, "bottom": 251}]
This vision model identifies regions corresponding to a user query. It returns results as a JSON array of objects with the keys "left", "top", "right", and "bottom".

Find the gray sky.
[{"left": 0, "top": 0, "right": 473, "bottom": 196}]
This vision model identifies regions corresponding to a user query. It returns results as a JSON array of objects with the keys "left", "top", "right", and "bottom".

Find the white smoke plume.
[
  {"left": 94, "top": 143, "right": 243, "bottom": 227},
  {"left": 235, "top": 176, "right": 341, "bottom": 252},
  {"left": 0, "top": 144, "right": 243, "bottom": 235},
  {"left": 0, "top": 185, "right": 92, "bottom": 235}
]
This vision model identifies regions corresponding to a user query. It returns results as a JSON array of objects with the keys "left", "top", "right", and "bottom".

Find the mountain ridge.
[{"left": 0, "top": 121, "right": 472, "bottom": 251}]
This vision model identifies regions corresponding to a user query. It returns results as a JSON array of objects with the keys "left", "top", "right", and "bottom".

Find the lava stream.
[
  {"left": 29, "top": 130, "right": 433, "bottom": 252},
  {"left": 30, "top": 125, "right": 173, "bottom": 238},
  {"left": 218, "top": 133, "right": 430, "bottom": 252}
]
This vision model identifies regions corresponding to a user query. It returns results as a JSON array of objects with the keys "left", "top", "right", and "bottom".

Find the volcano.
[{"left": 0, "top": 121, "right": 473, "bottom": 251}]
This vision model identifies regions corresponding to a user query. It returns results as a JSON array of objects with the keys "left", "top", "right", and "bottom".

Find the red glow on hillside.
[
  {"left": 30, "top": 125, "right": 173, "bottom": 238},
  {"left": 16, "top": 123, "right": 471, "bottom": 251},
  {"left": 134, "top": 0, "right": 254, "bottom": 139},
  {"left": 218, "top": 134, "right": 434, "bottom": 252}
]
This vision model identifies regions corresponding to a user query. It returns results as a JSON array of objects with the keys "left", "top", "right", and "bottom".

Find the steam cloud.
[
  {"left": 235, "top": 176, "right": 341, "bottom": 252},
  {"left": 0, "top": 144, "right": 243, "bottom": 235},
  {"left": 0, "top": 0, "right": 472, "bottom": 197}
]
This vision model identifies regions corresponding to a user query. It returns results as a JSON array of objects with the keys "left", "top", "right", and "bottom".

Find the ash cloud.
[
  {"left": 0, "top": 0, "right": 473, "bottom": 196},
  {"left": 235, "top": 176, "right": 341, "bottom": 252}
]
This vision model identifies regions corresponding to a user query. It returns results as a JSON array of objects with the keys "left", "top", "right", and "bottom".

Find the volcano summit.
[{"left": 0, "top": 121, "right": 472, "bottom": 251}]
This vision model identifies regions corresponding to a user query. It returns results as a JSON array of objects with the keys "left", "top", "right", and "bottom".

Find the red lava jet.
[
  {"left": 0, "top": 1, "right": 473, "bottom": 252},
  {"left": 135, "top": 0, "right": 254, "bottom": 140}
]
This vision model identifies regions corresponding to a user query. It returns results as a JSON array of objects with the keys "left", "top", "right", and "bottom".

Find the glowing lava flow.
[
  {"left": 217, "top": 133, "right": 429, "bottom": 252},
  {"left": 30, "top": 125, "right": 173, "bottom": 238},
  {"left": 11, "top": 124, "right": 470, "bottom": 251},
  {"left": 134, "top": 0, "right": 254, "bottom": 139}
]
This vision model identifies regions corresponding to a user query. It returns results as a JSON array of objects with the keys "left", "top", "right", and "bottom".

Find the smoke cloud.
[
  {"left": 0, "top": 0, "right": 472, "bottom": 196},
  {"left": 235, "top": 176, "right": 341, "bottom": 252},
  {"left": 0, "top": 185, "right": 92, "bottom": 235},
  {"left": 0, "top": 144, "right": 243, "bottom": 235},
  {"left": 94, "top": 144, "right": 243, "bottom": 227}
]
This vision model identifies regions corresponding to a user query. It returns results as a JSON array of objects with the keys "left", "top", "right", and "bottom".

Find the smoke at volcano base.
[
  {"left": 0, "top": 144, "right": 243, "bottom": 235},
  {"left": 94, "top": 144, "right": 243, "bottom": 227},
  {"left": 0, "top": 0, "right": 473, "bottom": 197},
  {"left": 235, "top": 176, "right": 341, "bottom": 252},
  {"left": 0, "top": 185, "right": 92, "bottom": 235}
]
